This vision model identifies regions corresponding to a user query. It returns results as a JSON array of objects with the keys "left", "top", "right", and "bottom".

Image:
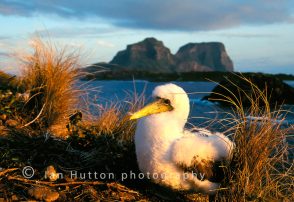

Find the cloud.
[
  {"left": 219, "top": 33, "right": 279, "bottom": 38},
  {"left": 0, "top": 0, "right": 293, "bottom": 31},
  {"left": 33, "top": 27, "right": 119, "bottom": 38},
  {"left": 96, "top": 40, "right": 115, "bottom": 48},
  {"left": 0, "top": 51, "right": 8, "bottom": 55},
  {"left": 0, "top": 39, "right": 12, "bottom": 49},
  {"left": 0, "top": 51, "right": 10, "bottom": 58},
  {"left": 0, "top": 36, "right": 11, "bottom": 40}
]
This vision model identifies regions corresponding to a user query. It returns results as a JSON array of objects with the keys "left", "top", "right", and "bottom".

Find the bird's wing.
[{"left": 170, "top": 130, "right": 234, "bottom": 181}]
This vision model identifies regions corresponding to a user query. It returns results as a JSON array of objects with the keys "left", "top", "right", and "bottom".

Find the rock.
[
  {"left": 28, "top": 187, "right": 59, "bottom": 202},
  {"left": 108, "top": 37, "right": 233, "bottom": 73},
  {"left": 16, "top": 92, "right": 30, "bottom": 102},
  {"left": 175, "top": 42, "right": 234, "bottom": 72},
  {"left": 110, "top": 37, "right": 176, "bottom": 72},
  {"left": 5, "top": 119, "right": 19, "bottom": 127},
  {"left": 0, "top": 125, "right": 8, "bottom": 136},
  {"left": 45, "top": 165, "right": 59, "bottom": 181},
  {"left": 203, "top": 73, "right": 294, "bottom": 107},
  {"left": 11, "top": 195, "right": 18, "bottom": 201},
  {"left": 0, "top": 114, "right": 7, "bottom": 121},
  {"left": 0, "top": 125, "right": 6, "bottom": 131}
]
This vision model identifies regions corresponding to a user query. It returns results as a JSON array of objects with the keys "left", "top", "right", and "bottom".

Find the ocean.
[{"left": 84, "top": 80, "right": 294, "bottom": 132}]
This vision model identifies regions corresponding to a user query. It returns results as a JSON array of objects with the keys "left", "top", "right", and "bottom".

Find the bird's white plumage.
[
  {"left": 171, "top": 129, "right": 234, "bottom": 169},
  {"left": 134, "top": 83, "right": 234, "bottom": 194}
]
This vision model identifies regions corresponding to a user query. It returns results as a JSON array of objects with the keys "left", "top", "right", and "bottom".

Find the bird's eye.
[{"left": 163, "top": 99, "right": 171, "bottom": 105}]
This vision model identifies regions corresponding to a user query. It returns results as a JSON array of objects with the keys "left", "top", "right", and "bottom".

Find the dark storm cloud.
[{"left": 0, "top": 0, "right": 293, "bottom": 31}]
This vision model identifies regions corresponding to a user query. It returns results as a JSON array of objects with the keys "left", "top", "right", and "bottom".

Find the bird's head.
[{"left": 130, "top": 83, "right": 190, "bottom": 122}]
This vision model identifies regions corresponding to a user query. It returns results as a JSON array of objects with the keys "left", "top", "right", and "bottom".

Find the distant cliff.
[
  {"left": 175, "top": 42, "right": 234, "bottom": 72},
  {"left": 110, "top": 38, "right": 176, "bottom": 72},
  {"left": 108, "top": 37, "right": 233, "bottom": 72}
]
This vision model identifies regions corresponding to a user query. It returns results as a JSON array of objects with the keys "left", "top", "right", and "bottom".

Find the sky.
[{"left": 0, "top": 0, "right": 294, "bottom": 74}]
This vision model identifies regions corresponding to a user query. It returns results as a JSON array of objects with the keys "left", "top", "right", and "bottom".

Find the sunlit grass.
[
  {"left": 210, "top": 75, "right": 294, "bottom": 201},
  {"left": 18, "top": 38, "right": 81, "bottom": 131}
]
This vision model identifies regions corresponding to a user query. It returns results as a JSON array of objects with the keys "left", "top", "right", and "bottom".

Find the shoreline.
[{"left": 80, "top": 71, "right": 294, "bottom": 82}]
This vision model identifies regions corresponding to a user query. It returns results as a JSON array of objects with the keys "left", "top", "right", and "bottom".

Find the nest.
[{"left": 0, "top": 125, "right": 209, "bottom": 201}]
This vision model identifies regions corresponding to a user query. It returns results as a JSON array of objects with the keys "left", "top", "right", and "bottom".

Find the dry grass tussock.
[
  {"left": 19, "top": 38, "right": 81, "bottom": 130},
  {"left": 82, "top": 87, "right": 146, "bottom": 141},
  {"left": 212, "top": 74, "right": 294, "bottom": 201}
]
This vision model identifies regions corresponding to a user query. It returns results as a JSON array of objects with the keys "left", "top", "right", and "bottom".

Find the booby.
[{"left": 130, "top": 83, "right": 234, "bottom": 194}]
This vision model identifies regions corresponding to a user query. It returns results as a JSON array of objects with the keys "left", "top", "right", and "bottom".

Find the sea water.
[{"left": 83, "top": 80, "right": 294, "bottom": 130}]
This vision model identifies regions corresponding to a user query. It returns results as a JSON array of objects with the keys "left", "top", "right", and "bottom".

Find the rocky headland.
[{"left": 82, "top": 37, "right": 234, "bottom": 80}]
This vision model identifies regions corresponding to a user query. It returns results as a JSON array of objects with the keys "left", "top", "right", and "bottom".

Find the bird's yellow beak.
[{"left": 130, "top": 99, "right": 173, "bottom": 120}]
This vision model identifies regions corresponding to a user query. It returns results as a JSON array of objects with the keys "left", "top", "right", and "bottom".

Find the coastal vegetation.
[
  {"left": 81, "top": 67, "right": 294, "bottom": 82},
  {"left": 203, "top": 73, "right": 294, "bottom": 106},
  {"left": 0, "top": 39, "right": 293, "bottom": 201}
]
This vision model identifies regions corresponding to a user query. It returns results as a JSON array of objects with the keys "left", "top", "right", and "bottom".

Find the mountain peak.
[
  {"left": 142, "top": 37, "right": 161, "bottom": 43},
  {"left": 110, "top": 37, "right": 176, "bottom": 72},
  {"left": 176, "top": 42, "right": 234, "bottom": 72},
  {"left": 109, "top": 38, "right": 234, "bottom": 72}
]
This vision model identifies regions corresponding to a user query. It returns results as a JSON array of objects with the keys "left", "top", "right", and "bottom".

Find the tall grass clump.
[
  {"left": 19, "top": 39, "right": 81, "bottom": 130},
  {"left": 213, "top": 75, "right": 293, "bottom": 201},
  {"left": 81, "top": 82, "right": 146, "bottom": 142}
]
